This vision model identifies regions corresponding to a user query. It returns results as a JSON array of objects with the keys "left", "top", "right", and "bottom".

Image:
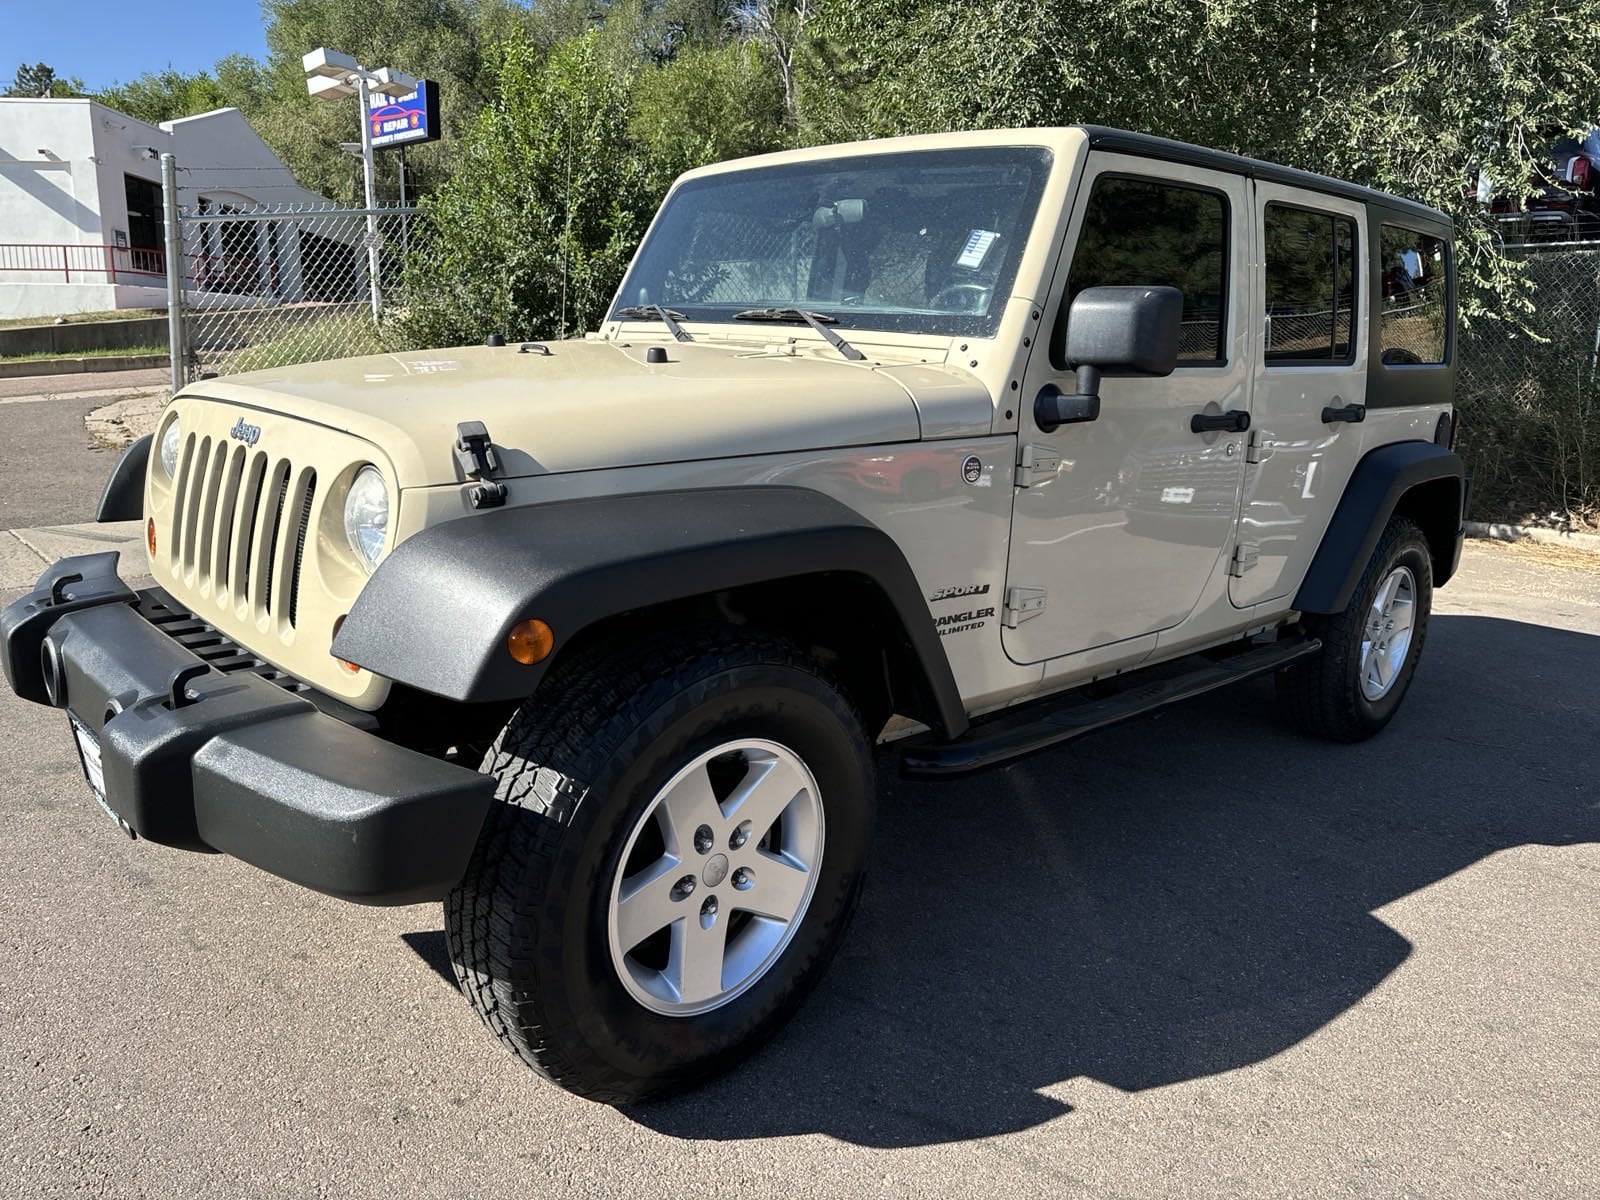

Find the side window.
[
  {"left": 1379, "top": 226, "right": 1449, "bottom": 364},
  {"left": 1263, "top": 204, "right": 1359, "bottom": 363},
  {"left": 1061, "top": 176, "right": 1229, "bottom": 366}
]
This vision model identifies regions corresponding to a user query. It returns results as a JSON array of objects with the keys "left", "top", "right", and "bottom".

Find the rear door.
[
  {"left": 1004, "top": 153, "right": 1250, "bottom": 664},
  {"left": 1230, "top": 183, "right": 1368, "bottom": 607}
]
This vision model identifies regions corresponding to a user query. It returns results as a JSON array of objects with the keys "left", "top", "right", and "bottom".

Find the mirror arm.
[{"left": 1034, "top": 364, "right": 1102, "bottom": 433}]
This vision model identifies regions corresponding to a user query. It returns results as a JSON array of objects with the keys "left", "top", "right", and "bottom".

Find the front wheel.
[
  {"left": 444, "top": 628, "right": 875, "bottom": 1103},
  {"left": 1276, "top": 516, "right": 1434, "bottom": 742}
]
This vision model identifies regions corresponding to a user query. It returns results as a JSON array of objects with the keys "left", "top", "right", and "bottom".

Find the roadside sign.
[{"left": 368, "top": 80, "right": 440, "bottom": 150}]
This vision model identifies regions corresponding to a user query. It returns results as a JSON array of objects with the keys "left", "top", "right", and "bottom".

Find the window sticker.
[{"left": 957, "top": 229, "right": 999, "bottom": 269}]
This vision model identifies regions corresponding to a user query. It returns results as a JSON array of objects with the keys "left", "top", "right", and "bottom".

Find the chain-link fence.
[
  {"left": 1458, "top": 242, "right": 1600, "bottom": 522},
  {"left": 173, "top": 204, "right": 418, "bottom": 381}
]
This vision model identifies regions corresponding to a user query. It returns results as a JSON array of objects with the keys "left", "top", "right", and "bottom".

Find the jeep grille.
[{"left": 167, "top": 433, "right": 317, "bottom": 631}]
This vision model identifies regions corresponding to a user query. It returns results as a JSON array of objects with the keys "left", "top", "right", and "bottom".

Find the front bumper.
[{"left": 1, "top": 553, "right": 494, "bottom": 904}]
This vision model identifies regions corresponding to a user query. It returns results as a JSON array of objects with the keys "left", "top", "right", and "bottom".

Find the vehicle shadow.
[{"left": 615, "top": 613, "right": 1600, "bottom": 1147}]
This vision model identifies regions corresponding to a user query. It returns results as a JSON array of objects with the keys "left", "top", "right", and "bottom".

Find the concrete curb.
[
  {"left": 1465, "top": 521, "right": 1600, "bottom": 555},
  {"left": 0, "top": 354, "right": 168, "bottom": 380}
]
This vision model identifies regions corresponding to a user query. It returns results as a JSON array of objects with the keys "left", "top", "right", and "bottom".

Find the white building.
[{"left": 0, "top": 99, "right": 353, "bottom": 319}]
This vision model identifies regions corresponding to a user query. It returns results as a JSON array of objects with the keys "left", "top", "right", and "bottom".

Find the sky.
[{"left": 2, "top": 0, "right": 271, "bottom": 92}]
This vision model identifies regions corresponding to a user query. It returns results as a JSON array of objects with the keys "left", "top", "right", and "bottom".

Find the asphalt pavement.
[{"left": 1, "top": 377, "right": 1596, "bottom": 1198}]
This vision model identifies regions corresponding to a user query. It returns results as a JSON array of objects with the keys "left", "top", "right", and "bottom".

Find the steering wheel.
[{"left": 930, "top": 282, "right": 992, "bottom": 313}]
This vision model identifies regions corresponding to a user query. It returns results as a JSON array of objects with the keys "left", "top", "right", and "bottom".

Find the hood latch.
[{"left": 454, "top": 420, "right": 508, "bottom": 509}]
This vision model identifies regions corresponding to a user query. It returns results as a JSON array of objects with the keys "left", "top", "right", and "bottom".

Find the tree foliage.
[
  {"left": 800, "top": 0, "right": 1600, "bottom": 328},
  {"left": 397, "top": 33, "right": 655, "bottom": 346},
  {"left": 5, "top": 63, "right": 86, "bottom": 98}
]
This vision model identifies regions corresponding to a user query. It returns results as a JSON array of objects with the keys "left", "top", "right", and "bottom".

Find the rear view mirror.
[{"left": 1037, "top": 286, "right": 1184, "bottom": 432}]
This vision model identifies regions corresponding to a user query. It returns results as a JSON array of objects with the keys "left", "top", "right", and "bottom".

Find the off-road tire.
[
  {"left": 1276, "top": 516, "right": 1434, "bottom": 742},
  {"left": 444, "top": 627, "right": 875, "bottom": 1103}
]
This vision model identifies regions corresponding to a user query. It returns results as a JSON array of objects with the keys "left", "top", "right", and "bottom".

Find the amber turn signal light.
[
  {"left": 146, "top": 517, "right": 157, "bottom": 555},
  {"left": 330, "top": 614, "right": 360, "bottom": 674},
  {"left": 507, "top": 618, "right": 554, "bottom": 665}
]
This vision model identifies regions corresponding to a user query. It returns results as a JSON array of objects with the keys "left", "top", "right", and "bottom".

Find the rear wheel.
[
  {"left": 1277, "top": 516, "right": 1433, "bottom": 742},
  {"left": 444, "top": 628, "right": 875, "bottom": 1102}
]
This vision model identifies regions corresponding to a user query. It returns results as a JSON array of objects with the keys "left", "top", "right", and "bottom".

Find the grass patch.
[
  {"left": 0, "top": 308, "right": 165, "bottom": 330},
  {"left": 228, "top": 322, "right": 390, "bottom": 373},
  {"left": 0, "top": 344, "right": 166, "bottom": 363}
]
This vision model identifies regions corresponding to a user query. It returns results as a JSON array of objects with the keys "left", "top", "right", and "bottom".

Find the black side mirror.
[{"left": 1036, "top": 285, "right": 1184, "bottom": 432}]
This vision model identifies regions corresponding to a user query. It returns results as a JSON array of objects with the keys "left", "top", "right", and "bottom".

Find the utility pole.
[{"left": 303, "top": 48, "right": 419, "bottom": 323}]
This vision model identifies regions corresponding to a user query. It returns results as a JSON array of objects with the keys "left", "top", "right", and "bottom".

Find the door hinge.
[
  {"left": 1230, "top": 542, "right": 1260, "bottom": 577},
  {"left": 1016, "top": 443, "right": 1061, "bottom": 487},
  {"left": 1003, "top": 586, "right": 1047, "bottom": 627},
  {"left": 1245, "top": 430, "right": 1266, "bottom": 464}
]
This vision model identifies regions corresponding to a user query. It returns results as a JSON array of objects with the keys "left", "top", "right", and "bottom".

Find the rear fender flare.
[{"left": 1294, "top": 441, "right": 1465, "bottom": 614}]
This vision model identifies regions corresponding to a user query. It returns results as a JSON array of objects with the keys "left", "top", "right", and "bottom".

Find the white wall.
[
  {"left": 0, "top": 100, "right": 342, "bottom": 319},
  {"left": 0, "top": 100, "right": 107, "bottom": 246}
]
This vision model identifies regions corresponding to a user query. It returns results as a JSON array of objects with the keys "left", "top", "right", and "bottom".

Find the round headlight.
[
  {"left": 158, "top": 416, "right": 182, "bottom": 477},
  {"left": 343, "top": 465, "right": 389, "bottom": 571}
]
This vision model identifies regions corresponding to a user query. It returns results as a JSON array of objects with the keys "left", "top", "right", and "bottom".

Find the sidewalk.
[
  {"left": 0, "top": 366, "right": 168, "bottom": 401},
  {"left": 0, "top": 521, "right": 145, "bottom": 592}
]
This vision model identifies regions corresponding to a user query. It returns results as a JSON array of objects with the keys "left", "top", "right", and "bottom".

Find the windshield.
[{"left": 611, "top": 147, "right": 1053, "bottom": 338}]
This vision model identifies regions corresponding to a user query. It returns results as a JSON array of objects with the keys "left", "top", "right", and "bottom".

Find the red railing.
[{"left": 0, "top": 243, "right": 166, "bottom": 284}]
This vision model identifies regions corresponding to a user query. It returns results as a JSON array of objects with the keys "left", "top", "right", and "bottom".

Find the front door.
[
  {"left": 1229, "top": 183, "right": 1368, "bottom": 607},
  {"left": 1004, "top": 153, "right": 1250, "bottom": 664}
]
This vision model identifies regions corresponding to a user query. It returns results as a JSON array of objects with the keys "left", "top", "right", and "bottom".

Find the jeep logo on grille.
[{"left": 229, "top": 418, "right": 262, "bottom": 447}]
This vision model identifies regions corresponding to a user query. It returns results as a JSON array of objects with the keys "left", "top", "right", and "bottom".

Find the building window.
[
  {"left": 1263, "top": 204, "right": 1358, "bottom": 363},
  {"left": 1061, "top": 175, "right": 1230, "bottom": 365},
  {"left": 1379, "top": 226, "right": 1449, "bottom": 364}
]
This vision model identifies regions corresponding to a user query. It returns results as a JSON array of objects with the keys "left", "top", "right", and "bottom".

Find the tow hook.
[{"left": 454, "top": 421, "right": 508, "bottom": 509}]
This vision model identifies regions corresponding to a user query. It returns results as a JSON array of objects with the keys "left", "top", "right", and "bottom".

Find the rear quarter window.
[{"left": 1379, "top": 226, "right": 1450, "bottom": 364}]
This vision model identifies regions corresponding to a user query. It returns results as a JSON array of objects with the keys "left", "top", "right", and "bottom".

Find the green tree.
[
  {"left": 97, "top": 56, "right": 270, "bottom": 124},
  {"left": 5, "top": 62, "right": 86, "bottom": 97},
  {"left": 398, "top": 32, "right": 655, "bottom": 346},
  {"left": 801, "top": 0, "right": 1600, "bottom": 328},
  {"left": 630, "top": 39, "right": 787, "bottom": 186}
]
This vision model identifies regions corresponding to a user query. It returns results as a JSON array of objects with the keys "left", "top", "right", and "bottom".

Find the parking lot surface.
[{"left": 2, "top": 464, "right": 1596, "bottom": 1196}]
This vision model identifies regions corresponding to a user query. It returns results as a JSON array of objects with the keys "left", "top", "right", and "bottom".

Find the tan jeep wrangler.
[{"left": 2, "top": 127, "right": 1465, "bottom": 1102}]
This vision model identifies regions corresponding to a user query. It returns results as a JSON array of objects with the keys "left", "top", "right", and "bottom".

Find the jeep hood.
[{"left": 185, "top": 339, "right": 991, "bottom": 487}]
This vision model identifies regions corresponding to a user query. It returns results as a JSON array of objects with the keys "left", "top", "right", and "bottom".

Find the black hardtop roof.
[{"left": 1078, "top": 126, "right": 1453, "bottom": 231}]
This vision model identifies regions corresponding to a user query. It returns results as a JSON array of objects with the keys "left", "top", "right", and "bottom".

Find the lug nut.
[
  {"left": 700, "top": 895, "right": 718, "bottom": 929},
  {"left": 729, "top": 820, "right": 752, "bottom": 850},
  {"left": 671, "top": 875, "right": 697, "bottom": 901},
  {"left": 732, "top": 867, "right": 753, "bottom": 891},
  {"left": 693, "top": 824, "right": 714, "bottom": 855}
]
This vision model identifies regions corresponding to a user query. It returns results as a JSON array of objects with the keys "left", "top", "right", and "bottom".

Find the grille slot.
[
  {"left": 232, "top": 451, "right": 268, "bottom": 607},
  {"left": 286, "top": 472, "right": 316, "bottom": 630},
  {"left": 259, "top": 461, "right": 291, "bottom": 617},
  {"left": 167, "top": 433, "right": 197, "bottom": 572}
]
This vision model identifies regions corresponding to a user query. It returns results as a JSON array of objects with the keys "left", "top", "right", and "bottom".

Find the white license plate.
[{"left": 69, "top": 716, "right": 128, "bottom": 834}]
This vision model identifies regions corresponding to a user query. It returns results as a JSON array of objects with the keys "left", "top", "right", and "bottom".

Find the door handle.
[
  {"left": 1321, "top": 402, "right": 1366, "bottom": 424},
  {"left": 1190, "top": 409, "right": 1251, "bottom": 435}
]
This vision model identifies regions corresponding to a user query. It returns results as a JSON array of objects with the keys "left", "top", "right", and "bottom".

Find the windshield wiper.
[
  {"left": 733, "top": 307, "right": 865, "bottom": 362},
  {"left": 617, "top": 304, "right": 693, "bottom": 342}
]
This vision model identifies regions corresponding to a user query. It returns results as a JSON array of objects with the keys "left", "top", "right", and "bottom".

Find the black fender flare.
[
  {"left": 334, "top": 486, "right": 969, "bottom": 737},
  {"left": 96, "top": 434, "right": 152, "bottom": 523},
  {"left": 1293, "top": 441, "right": 1465, "bottom": 614}
]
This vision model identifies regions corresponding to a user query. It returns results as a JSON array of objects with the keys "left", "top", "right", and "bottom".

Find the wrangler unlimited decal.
[{"left": 935, "top": 606, "right": 995, "bottom": 636}]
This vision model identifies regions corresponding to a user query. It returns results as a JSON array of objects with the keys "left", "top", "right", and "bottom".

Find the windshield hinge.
[{"left": 454, "top": 420, "right": 508, "bottom": 509}]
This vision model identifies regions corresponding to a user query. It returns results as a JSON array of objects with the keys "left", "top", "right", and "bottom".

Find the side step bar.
[{"left": 900, "top": 635, "right": 1322, "bottom": 779}]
